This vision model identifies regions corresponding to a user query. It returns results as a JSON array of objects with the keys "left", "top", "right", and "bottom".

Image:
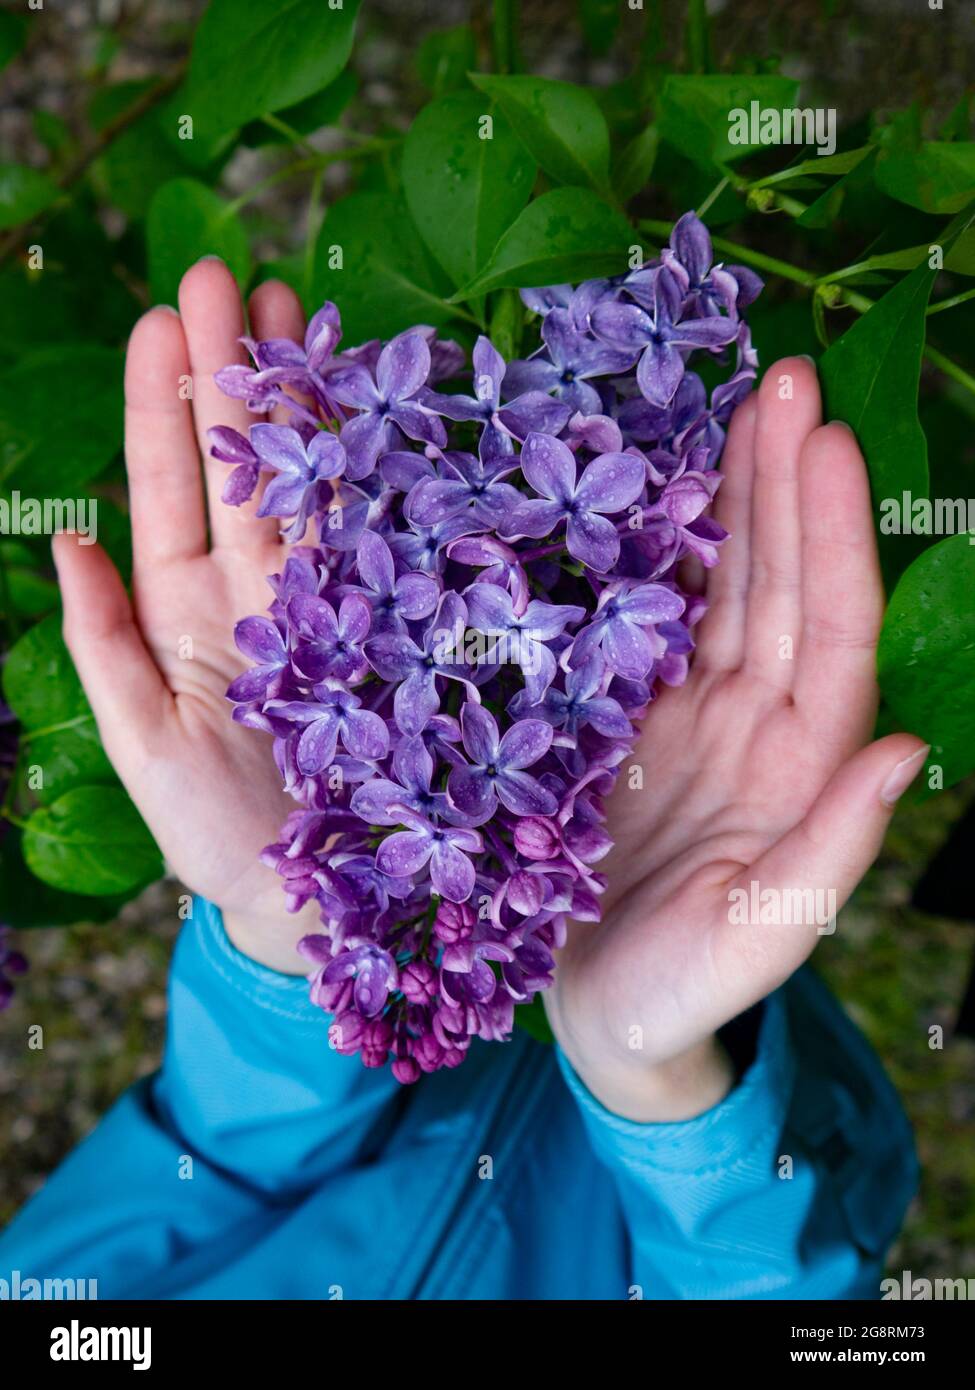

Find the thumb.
[
  {"left": 724, "top": 734, "right": 929, "bottom": 990},
  {"left": 52, "top": 532, "right": 171, "bottom": 779}
]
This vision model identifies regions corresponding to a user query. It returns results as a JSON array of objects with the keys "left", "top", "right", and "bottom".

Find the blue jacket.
[{"left": 0, "top": 898, "right": 917, "bottom": 1300}]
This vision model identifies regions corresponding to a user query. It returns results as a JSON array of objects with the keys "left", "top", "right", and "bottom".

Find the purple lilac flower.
[
  {"left": 214, "top": 210, "right": 761, "bottom": 1082},
  {"left": 504, "top": 431, "right": 647, "bottom": 572},
  {"left": 328, "top": 330, "right": 446, "bottom": 480},
  {"left": 447, "top": 704, "right": 556, "bottom": 823},
  {"left": 591, "top": 265, "right": 739, "bottom": 407}
]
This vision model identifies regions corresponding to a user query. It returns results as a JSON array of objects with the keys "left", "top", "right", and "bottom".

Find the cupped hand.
[
  {"left": 54, "top": 260, "right": 320, "bottom": 970},
  {"left": 543, "top": 358, "right": 928, "bottom": 1119}
]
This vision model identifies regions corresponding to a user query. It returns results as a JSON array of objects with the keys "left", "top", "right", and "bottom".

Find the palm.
[
  {"left": 546, "top": 363, "right": 925, "bottom": 1085},
  {"left": 54, "top": 263, "right": 315, "bottom": 934}
]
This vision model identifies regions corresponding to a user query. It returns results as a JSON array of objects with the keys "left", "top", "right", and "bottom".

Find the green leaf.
[
  {"left": 0, "top": 346, "right": 123, "bottom": 499},
  {"left": 89, "top": 82, "right": 197, "bottom": 219},
  {"left": 451, "top": 187, "right": 635, "bottom": 299},
  {"left": 2, "top": 613, "right": 115, "bottom": 802},
  {"left": 514, "top": 995, "right": 554, "bottom": 1044},
  {"left": 402, "top": 93, "right": 536, "bottom": 290},
  {"left": 819, "top": 260, "right": 937, "bottom": 560},
  {"left": 488, "top": 288, "right": 525, "bottom": 361},
  {"left": 0, "top": 541, "right": 58, "bottom": 619},
  {"left": 0, "top": 9, "right": 27, "bottom": 72},
  {"left": 613, "top": 123, "right": 659, "bottom": 204},
  {"left": 241, "top": 69, "right": 358, "bottom": 145},
  {"left": 875, "top": 140, "right": 975, "bottom": 214},
  {"left": 147, "top": 178, "right": 250, "bottom": 306},
  {"left": 22, "top": 786, "right": 163, "bottom": 896},
  {"left": 878, "top": 535, "right": 975, "bottom": 788},
  {"left": 32, "top": 109, "right": 73, "bottom": 155},
  {"left": 416, "top": 24, "right": 477, "bottom": 98},
  {"left": 0, "top": 829, "right": 127, "bottom": 927},
  {"left": 312, "top": 192, "right": 457, "bottom": 344},
  {"left": 0, "top": 162, "right": 60, "bottom": 229},
  {"left": 659, "top": 74, "right": 799, "bottom": 167},
  {"left": 578, "top": 0, "right": 621, "bottom": 57},
  {"left": 468, "top": 73, "right": 611, "bottom": 192},
  {"left": 185, "top": 0, "right": 360, "bottom": 138}
]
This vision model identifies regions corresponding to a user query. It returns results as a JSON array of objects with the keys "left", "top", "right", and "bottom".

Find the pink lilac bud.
[
  {"left": 434, "top": 900, "right": 475, "bottom": 944},
  {"left": 513, "top": 817, "right": 561, "bottom": 861}
]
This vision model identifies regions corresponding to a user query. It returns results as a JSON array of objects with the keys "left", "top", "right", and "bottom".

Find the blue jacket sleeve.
[
  {"left": 0, "top": 898, "right": 399, "bottom": 1294},
  {"left": 556, "top": 969, "right": 919, "bottom": 1300}
]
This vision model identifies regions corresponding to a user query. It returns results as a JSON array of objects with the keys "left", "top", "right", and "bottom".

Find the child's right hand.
[{"left": 54, "top": 259, "right": 319, "bottom": 972}]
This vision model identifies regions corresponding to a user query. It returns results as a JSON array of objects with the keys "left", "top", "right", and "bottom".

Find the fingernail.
[
  {"left": 195, "top": 254, "right": 226, "bottom": 266},
  {"left": 155, "top": 304, "right": 179, "bottom": 316},
  {"left": 798, "top": 353, "right": 816, "bottom": 364},
  {"left": 880, "top": 745, "right": 930, "bottom": 807}
]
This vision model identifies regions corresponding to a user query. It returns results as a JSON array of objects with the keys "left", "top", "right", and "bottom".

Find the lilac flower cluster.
[{"left": 214, "top": 212, "right": 760, "bottom": 1080}]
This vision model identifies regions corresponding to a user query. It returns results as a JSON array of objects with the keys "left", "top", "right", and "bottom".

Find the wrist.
[
  {"left": 221, "top": 899, "right": 320, "bottom": 976},
  {"left": 559, "top": 1034, "right": 736, "bottom": 1123}
]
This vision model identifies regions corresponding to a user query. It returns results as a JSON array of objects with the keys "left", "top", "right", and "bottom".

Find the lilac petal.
[
  {"left": 208, "top": 425, "right": 257, "bottom": 464},
  {"left": 409, "top": 478, "right": 474, "bottom": 524},
  {"left": 497, "top": 717, "right": 552, "bottom": 770},
  {"left": 376, "top": 829, "right": 432, "bottom": 879},
  {"left": 520, "top": 284, "right": 572, "bottom": 316},
  {"left": 226, "top": 665, "right": 276, "bottom": 703},
  {"left": 495, "top": 769, "right": 558, "bottom": 817},
  {"left": 582, "top": 696, "right": 632, "bottom": 739},
  {"left": 619, "top": 583, "right": 685, "bottom": 624},
  {"left": 289, "top": 592, "right": 338, "bottom": 640},
  {"left": 389, "top": 401, "right": 446, "bottom": 447},
  {"left": 296, "top": 716, "right": 340, "bottom": 775},
  {"left": 381, "top": 451, "right": 436, "bottom": 491},
  {"left": 420, "top": 390, "right": 483, "bottom": 422},
  {"left": 249, "top": 424, "right": 308, "bottom": 473},
  {"left": 728, "top": 265, "right": 764, "bottom": 308},
  {"left": 234, "top": 616, "right": 285, "bottom": 664},
  {"left": 460, "top": 701, "right": 500, "bottom": 765},
  {"left": 472, "top": 336, "right": 505, "bottom": 400},
  {"left": 540, "top": 308, "right": 586, "bottom": 370},
  {"left": 328, "top": 364, "right": 381, "bottom": 410},
  {"left": 636, "top": 337, "right": 684, "bottom": 407},
  {"left": 393, "top": 668, "right": 440, "bottom": 736},
  {"left": 504, "top": 497, "right": 566, "bottom": 539},
  {"left": 501, "top": 357, "right": 560, "bottom": 398},
  {"left": 574, "top": 452, "right": 647, "bottom": 514},
  {"left": 519, "top": 598, "right": 585, "bottom": 640},
  {"left": 339, "top": 411, "right": 391, "bottom": 481},
  {"left": 430, "top": 839, "right": 476, "bottom": 903},
  {"left": 222, "top": 462, "right": 260, "bottom": 506},
  {"left": 351, "top": 778, "right": 416, "bottom": 826},
  {"left": 394, "top": 571, "right": 439, "bottom": 621},
  {"left": 366, "top": 631, "right": 421, "bottom": 681},
  {"left": 519, "top": 431, "right": 576, "bottom": 503},
  {"left": 256, "top": 472, "right": 312, "bottom": 518},
  {"left": 446, "top": 765, "right": 496, "bottom": 823},
  {"left": 496, "top": 392, "right": 572, "bottom": 440},
  {"left": 604, "top": 619, "right": 655, "bottom": 681},
  {"left": 305, "top": 302, "right": 341, "bottom": 372},
  {"left": 354, "top": 966, "right": 389, "bottom": 1018},
  {"left": 357, "top": 529, "right": 395, "bottom": 597},
  {"left": 669, "top": 316, "right": 740, "bottom": 350},
  {"left": 463, "top": 583, "right": 514, "bottom": 633},
  {"left": 590, "top": 300, "right": 652, "bottom": 352},
  {"left": 338, "top": 593, "right": 372, "bottom": 645},
  {"left": 392, "top": 734, "right": 434, "bottom": 794},
  {"left": 670, "top": 211, "right": 712, "bottom": 285},
  {"left": 659, "top": 475, "right": 711, "bottom": 526},
  {"left": 377, "top": 330, "right": 431, "bottom": 402},
  {"left": 342, "top": 707, "right": 390, "bottom": 760},
  {"left": 564, "top": 411, "right": 623, "bottom": 454},
  {"left": 565, "top": 510, "right": 620, "bottom": 572},
  {"left": 307, "top": 431, "right": 346, "bottom": 479}
]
